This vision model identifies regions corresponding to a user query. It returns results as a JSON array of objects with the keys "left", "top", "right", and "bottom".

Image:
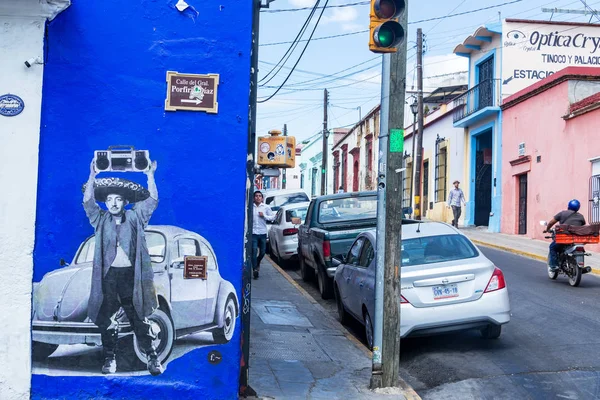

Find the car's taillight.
[
  {"left": 484, "top": 267, "right": 506, "bottom": 293},
  {"left": 400, "top": 295, "right": 409, "bottom": 304},
  {"left": 283, "top": 228, "right": 299, "bottom": 236},
  {"left": 323, "top": 240, "right": 331, "bottom": 261}
]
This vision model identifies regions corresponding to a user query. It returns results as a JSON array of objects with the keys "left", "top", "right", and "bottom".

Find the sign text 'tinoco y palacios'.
[
  {"left": 502, "top": 20, "right": 600, "bottom": 96},
  {"left": 165, "top": 71, "right": 219, "bottom": 113}
]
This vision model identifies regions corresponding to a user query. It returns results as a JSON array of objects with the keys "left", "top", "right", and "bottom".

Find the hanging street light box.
[{"left": 257, "top": 130, "right": 296, "bottom": 168}]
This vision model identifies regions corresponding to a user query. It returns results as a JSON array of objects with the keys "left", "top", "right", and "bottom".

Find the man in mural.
[
  {"left": 252, "top": 190, "right": 275, "bottom": 279},
  {"left": 83, "top": 159, "right": 164, "bottom": 376},
  {"left": 447, "top": 180, "right": 466, "bottom": 228}
]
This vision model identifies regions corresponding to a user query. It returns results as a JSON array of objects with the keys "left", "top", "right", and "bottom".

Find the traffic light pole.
[
  {"left": 321, "top": 88, "right": 328, "bottom": 196},
  {"left": 413, "top": 28, "right": 424, "bottom": 220},
  {"left": 371, "top": 8, "right": 408, "bottom": 390}
]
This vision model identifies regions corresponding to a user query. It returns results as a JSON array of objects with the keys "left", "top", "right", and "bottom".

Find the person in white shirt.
[
  {"left": 252, "top": 191, "right": 275, "bottom": 279},
  {"left": 447, "top": 180, "right": 466, "bottom": 228}
]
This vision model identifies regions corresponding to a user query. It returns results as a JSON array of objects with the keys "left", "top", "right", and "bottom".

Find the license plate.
[{"left": 432, "top": 284, "right": 459, "bottom": 300}]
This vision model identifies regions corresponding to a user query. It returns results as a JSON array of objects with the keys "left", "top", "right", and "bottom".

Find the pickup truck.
[{"left": 296, "top": 191, "right": 378, "bottom": 299}]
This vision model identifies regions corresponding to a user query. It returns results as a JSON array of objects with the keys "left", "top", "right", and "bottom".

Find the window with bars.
[
  {"left": 434, "top": 139, "right": 447, "bottom": 203},
  {"left": 403, "top": 161, "right": 413, "bottom": 209}
]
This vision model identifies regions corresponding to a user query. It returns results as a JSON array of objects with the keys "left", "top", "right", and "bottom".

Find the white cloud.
[
  {"left": 322, "top": 7, "right": 358, "bottom": 24},
  {"left": 342, "top": 23, "right": 362, "bottom": 32},
  {"left": 289, "top": 0, "right": 317, "bottom": 6}
]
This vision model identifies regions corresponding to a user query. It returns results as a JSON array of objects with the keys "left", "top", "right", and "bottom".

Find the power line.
[
  {"left": 261, "top": 30, "right": 368, "bottom": 47},
  {"left": 273, "top": 56, "right": 380, "bottom": 87},
  {"left": 258, "top": 0, "right": 331, "bottom": 103},
  {"left": 260, "top": 0, "right": 523, "bottom": 47},
  {"left": 258, "top": 0, "right": 321, "bottom": 85},
  {"left": 261, "top": 1, "right": 369, "bottom": 13}
]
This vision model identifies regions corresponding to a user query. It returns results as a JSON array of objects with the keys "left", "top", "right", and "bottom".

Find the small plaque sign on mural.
[
  {"left": 165, "top": 71, "right": 219, "bottom": 113},
  {"left": 184, "top": 256, "right": 208, "bottom": 279}
]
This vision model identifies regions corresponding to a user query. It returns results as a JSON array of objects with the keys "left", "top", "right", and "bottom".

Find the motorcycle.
[{"left": 541, "top": 221, "right": 595, "bottom": 287}]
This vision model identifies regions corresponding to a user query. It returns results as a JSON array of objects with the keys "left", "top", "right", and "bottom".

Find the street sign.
[
  {"left": 184, "top": 255, "right": 208, "bottom": 279},
  {"left": 165, "top": 71, "right": 219, "bottom": 113}
]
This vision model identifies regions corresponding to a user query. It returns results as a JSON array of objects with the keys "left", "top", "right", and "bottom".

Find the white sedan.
[
  {"left": 267, "top": 202, "right": 310, "bottom": 266},
  {"left": 333, "top": 222, "right": 511, "bottom": 349}
]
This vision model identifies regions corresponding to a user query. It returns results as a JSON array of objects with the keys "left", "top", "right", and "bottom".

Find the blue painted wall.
[{"left": 32, "top": 1, "right": 251, "bottom": 398}]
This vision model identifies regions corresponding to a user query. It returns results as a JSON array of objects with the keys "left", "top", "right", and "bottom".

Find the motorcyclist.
[{"left": 543, "top": 199, "right": 586, "bottom": 271}]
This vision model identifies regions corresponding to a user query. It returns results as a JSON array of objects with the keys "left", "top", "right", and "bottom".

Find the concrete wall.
[
  {"left": 0, "top": 4, "right": 50, "bottom": 398},
  {"left": 501, "top": 81, "right": 600, "bottom": 251},
  {"left": 27, "top": 1, "right": 252, "bottom": 398}
]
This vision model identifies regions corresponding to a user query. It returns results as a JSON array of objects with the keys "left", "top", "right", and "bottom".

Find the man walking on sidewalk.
[
  {"left": 252, "top": 190, "right": 275, "bottom": 279},
  {"left": 447, "top": 180, "right": 466, "bottom": 228}
]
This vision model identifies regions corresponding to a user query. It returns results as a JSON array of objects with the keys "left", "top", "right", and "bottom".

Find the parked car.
[
  {"left": 297, "top": 191, "right": 379, "bottom": 300},
  {"left": 31, "top": 225, "right": 239, "bottom": 366},
  {"left": 333, "top": 223, "right": 511, "bottom": 349},
  {"left": 267, "top": 202, "right": 310, "bottom": 265},
  {"left": 262, "top": 189, "right": 310, "bottom": 243}
]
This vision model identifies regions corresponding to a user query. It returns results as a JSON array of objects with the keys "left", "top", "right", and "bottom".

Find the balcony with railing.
[{"left": 453, "top": 79, "right": 501, "bottom": 127}]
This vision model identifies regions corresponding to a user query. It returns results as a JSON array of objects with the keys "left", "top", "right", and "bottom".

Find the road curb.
[
  {"left": 470, "top": 239, "right": 600, "bottom": 276},
  {"left": 266, "top": 256, "right": 422, "bottom": 400}
]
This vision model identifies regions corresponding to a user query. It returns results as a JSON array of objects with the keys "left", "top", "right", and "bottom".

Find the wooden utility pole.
[
  {"left": 282, "top": 123, "right": 287, "bottom": 189},
  {"left": 413, "top": 28, "right": 424, "bottom": 220},
  {"left": 371, "top": 16, "right": 408, "bottom": 393},
  {"left": 321, "top": 88, "right": 328, "bottom": 195}
]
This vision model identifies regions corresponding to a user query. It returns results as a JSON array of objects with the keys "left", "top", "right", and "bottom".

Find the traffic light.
[{"left": 369, "top": 0, "right": 405, "bottom": 53}]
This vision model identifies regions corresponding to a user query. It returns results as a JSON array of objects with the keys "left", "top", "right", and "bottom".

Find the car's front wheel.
[
  {"left": 133, "top": 308, "right": 175, "bottom": 365},
  {"left": 334, "top": 285, "right": 350, "bottom": 325},
  {"left": 32, "top": 342, "right": 59, "bottom": 361},
  {"left": 213, "top": 296, "right": 237, "bottom": 344}
]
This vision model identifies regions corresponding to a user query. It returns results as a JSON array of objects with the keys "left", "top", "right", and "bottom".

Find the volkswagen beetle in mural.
[{"left": 31, "top": 225, "right": 239, "bottom": 367}]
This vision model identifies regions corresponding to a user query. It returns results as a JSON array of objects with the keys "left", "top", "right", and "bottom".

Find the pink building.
[{"left": 501, "top": 67, "right": 600, "bottom": 252}]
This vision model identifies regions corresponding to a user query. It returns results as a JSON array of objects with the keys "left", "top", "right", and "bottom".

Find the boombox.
[{"left": 94, "top": 146, "right": 150, "bottom": 172}]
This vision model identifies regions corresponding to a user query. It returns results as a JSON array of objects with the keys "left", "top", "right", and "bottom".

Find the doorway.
[
  {"left": 353, "top": 161, "right": 359, "bottom": 192},
  {"left": 477, "top": 56, "right": 494, "bottom": 109},
  {"left": 423, "top": 160, "right": 429, "bottom": 218},
  {"left": 518, "top": 174, "right": 528, "bottom": 234},
  {"left": 474, "top": 131, "right": 492, "bottom": 226}
]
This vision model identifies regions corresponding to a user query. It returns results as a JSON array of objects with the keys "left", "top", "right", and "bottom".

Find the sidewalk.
[
  {"left": 461, "top": 227, "right": 600, "bottom": 275},
  {"left": 247, "top": 257, "right": 418, "bottom": 400}
]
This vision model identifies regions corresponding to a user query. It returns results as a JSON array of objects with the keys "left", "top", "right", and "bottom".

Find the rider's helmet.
[{"left": 568, "top": 199, "right": 581, "bottom": 212}]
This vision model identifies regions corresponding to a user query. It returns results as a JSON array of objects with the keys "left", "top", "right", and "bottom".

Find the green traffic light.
[{"left": 374, "top": 21, "right": 404, "bottom": 48}]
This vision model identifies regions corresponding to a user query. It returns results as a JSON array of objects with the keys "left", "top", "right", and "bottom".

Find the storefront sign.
[
  {"left": 0, "top": 94, "right": 25, "bottom": 117},
  {"left": 184, "top": 256, "right": 207, "bottom": 279},
  {"left": 165, "top": 71, "right": 219, "bottom": 113},
  {"left": 503, "top": 21, "right": 600, "bottom": 96}
]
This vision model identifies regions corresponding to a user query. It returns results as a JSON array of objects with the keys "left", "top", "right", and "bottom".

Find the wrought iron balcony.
[{"left": 453, "top": 79, "right": 501, "bottom": 124}]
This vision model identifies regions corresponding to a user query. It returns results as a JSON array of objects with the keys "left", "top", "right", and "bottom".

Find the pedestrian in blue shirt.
[{"left": 447, "top": 180, "right": 466, "bottom": 228}]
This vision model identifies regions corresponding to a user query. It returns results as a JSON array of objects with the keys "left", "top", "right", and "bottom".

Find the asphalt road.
[{"left": 280, "top": 247, "right": 600, "bottom": 400}]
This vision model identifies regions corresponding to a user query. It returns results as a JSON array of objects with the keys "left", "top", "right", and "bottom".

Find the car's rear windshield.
[
  {"left": 318, "top": 195, "right": 377, "bottom": 223},
  {"left": 401, "top": 234, "right": 479, "bottom": 267},
  {"left": 76, "top": 231, "right": 167, "bottom": 264},
  {"left": 266, "top": 192, "right": 309, "bottom": 211},
  {"left": 286, "top": 207, "right": 308, "bottom": 223}
]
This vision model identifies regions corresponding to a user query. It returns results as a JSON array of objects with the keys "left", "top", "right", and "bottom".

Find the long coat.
[{"left": 83, "top": 197, "right": 159, "bottom": 322}]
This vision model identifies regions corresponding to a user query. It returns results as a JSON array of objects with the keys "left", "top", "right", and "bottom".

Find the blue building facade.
[
  {"left": 31, "top": 1, "right": 252, "bottom": 398},
  {"left": 453, "top": 23, "right": 504, "bottom": 232}
]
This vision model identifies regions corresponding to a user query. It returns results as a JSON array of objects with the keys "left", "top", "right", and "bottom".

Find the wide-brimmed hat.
[
  {"left": 453, "top": 180, "right": 460, "bottom": 184},
  {"left": 82, "top": 177, "right": 150, "bottom": 203}
]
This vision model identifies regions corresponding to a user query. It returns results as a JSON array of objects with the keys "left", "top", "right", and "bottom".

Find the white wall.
[
  {"left": 0, "top": 2, "right": 69, "bottom": 398},
  {"left": 0, "top": 11, "right": 44, "bottom": 400}
]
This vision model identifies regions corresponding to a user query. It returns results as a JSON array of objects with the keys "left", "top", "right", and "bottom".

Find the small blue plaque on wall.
[{"left": 0, "top": 94, "right": 25, "bottom": 117}]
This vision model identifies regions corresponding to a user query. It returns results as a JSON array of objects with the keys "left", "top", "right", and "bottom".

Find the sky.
[{"left": 256, "top": 0, "right": 600, "bottom": 143}]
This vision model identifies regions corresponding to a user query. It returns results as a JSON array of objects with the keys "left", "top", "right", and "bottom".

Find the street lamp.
[{"left": 409, "top": 97, "right": 418, "bottom": 218}]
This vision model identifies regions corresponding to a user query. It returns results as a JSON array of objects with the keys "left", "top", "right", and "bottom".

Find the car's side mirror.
[
  {"left": 60, "top": 258, "right": 69, "bottom": 267},
  {"left": 332, "top": 257, "right": 342, "bottom": 268},
  {"left": 291, "top": 217, "right": 302, "bottom": 225}
]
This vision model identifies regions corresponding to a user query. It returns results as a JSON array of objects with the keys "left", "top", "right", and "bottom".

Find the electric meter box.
[{"left": 257, "top": 132, "right": 296, "bottom": 168}]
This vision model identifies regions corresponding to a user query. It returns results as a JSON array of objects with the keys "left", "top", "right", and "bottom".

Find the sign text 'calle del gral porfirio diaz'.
[{"left": 165, "top": 71, "right": 219, "bottom": 113}]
